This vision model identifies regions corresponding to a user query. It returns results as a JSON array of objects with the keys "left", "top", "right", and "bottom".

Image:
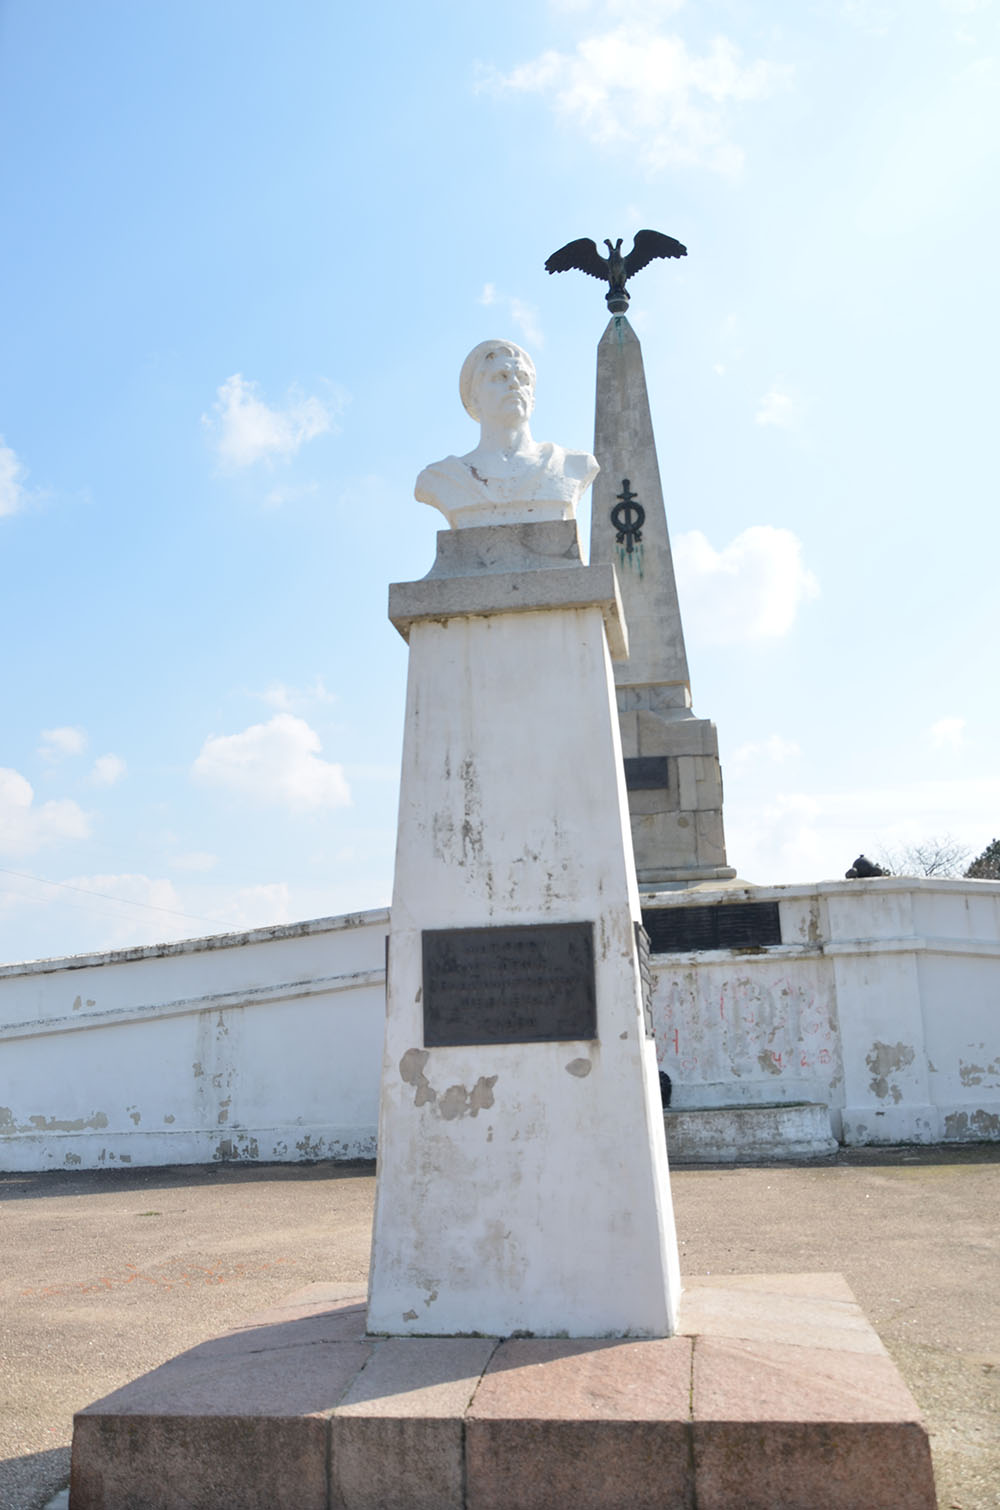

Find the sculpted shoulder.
[
  {"left": 414, "top": 457, "right": 475, "bottom": 512},
  {"left": 542, "top": 443, "right": 599, "bottom": 489}
]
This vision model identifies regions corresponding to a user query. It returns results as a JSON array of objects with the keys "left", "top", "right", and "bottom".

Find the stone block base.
[
  {"left": 665, "top": 1102, "right": 839, "bottom": 1162},
  {"left": 71, "top": 1274, "right": 935, "bottom": 1510}
]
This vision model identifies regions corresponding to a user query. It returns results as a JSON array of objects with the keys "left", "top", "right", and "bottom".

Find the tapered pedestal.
[{"left": 368, "top": 522, "right": 680, "bottom": 1338}]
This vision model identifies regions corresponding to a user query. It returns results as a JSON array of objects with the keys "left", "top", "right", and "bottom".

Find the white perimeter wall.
[
  {"left": 0, "top": 911, "right": 389, "bottom": 1172},
  {"left": 2, "top": 879, "right": 998, "bottom": 1171},
  {"left": 652, "top": 879, "right": 1000, "bottom": 1145}
]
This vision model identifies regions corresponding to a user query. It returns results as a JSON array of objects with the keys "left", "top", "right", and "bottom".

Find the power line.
[{"left": 0, "top": 867, "right": 224, "bottom": 928}]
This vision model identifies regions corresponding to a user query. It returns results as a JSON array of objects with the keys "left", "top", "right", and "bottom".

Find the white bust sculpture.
[{"left": 415, "top": 340, "right": 599, "bottom": 530}]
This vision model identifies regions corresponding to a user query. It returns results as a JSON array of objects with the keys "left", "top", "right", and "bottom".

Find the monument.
[
  {"left": 368, "top": 338, "right": 681, "bottom": 1337},
  {"left": 547, "top": 231, "right": 735, "bottom": 888},
  {"left": 68, "top": 307, "right": 937, "bottom": 1510}
]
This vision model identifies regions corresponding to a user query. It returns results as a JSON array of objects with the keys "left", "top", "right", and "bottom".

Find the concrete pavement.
[{"left": 2, "top": 1146, "right": 998, "bottom": 1510}]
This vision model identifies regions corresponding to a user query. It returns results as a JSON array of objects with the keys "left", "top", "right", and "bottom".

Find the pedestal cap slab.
[{"left": 389, "top": 554, "right": 628, "bottom": 661}]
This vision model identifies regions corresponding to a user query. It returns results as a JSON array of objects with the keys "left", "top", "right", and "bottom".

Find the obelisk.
[
  {"left": 367, "top": 339, "right": 680, "bottom": 1338},
  {"left": 591, "top": 313, "right": 735, "bottom": 888}
]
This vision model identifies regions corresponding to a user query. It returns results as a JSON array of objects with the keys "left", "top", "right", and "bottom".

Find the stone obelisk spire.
[{"left": 590, "top": 314, "right": 735, "bottom": 887}]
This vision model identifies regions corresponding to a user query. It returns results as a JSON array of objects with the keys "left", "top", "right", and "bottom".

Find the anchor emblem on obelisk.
[{"left": 611, "top": 478, "right": 644, "bottom": 555}]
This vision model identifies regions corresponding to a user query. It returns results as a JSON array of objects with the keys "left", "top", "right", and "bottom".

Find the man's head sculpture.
[
  {"left": 459, "top": 340, "right": 537, "bottom": 424},
  {"left": 414, "top": 339, "right": 597, "bottom": 531}
]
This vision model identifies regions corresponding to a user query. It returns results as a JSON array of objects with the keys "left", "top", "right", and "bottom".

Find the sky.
[{"left": 1, "top": 0, "right": 998, "bottom": 964}]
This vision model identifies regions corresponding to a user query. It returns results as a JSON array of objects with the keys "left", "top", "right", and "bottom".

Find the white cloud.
[
  {"left": 39, "top": 726, "right": 87, "bottom": 759},
  {"left": 258, "top": 676, "right": 336, "bottom": 712},
  {"left": 929, "top": 716, "right": 966, "bottom": 751},
  {"left": 755, "top": 385, "right": 799, "bottom": 428},
  {"left": 731, "top": 735, "right": 801, "bottom": 767},
  {"left": 478, "top": 285, "right": 544, "bottom": 348},
  {"left": 211, "top": 883, "right": 293, "bottom": 932},
  {"left": 0, "top": 438, "right": 28, "bottom": 517},
  {"left": 0, "top": 768, "right": 91, "bottom": 857},
  {"left": 0, "top": 870, "right": 201, "bottom": 960},
  {"left": 90, "top": 753, "right": 126, "bottom": 787},
  {"left": 203, "top": 374, "right": 343, "bottom": 470},
  {"left": 192, "top": 714, "right": 351, "bottom": 812},
  {"left": 480, "top": 26, "right": 791, "bottom": 174},
  {"left": 727, "top": 776, "right": 1000, "bottom": 886},
  {"left": 674, "top": 526, "right": 820, "bottom": 644}
]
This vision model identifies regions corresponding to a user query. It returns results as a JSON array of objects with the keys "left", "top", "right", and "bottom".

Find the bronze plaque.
[{"left": 422, "top": 922, "right": 596, "bottom": 1046}]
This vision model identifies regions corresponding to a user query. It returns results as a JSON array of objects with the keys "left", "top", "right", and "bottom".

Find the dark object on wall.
[
  {"left": 642, "top": 901, "right": 782, "bottom": 955},
  {"left": 422, "top": 922, "right": 596, "bottom": 1046},
  {"left": 544, "top": 229, "right": 687, "bottom": 312},
  {"left": 624, "top": 756, "right": 671, "bottom": 791},
  {"left": 611, "top": 478, "right": 645, "bottom": 554},
  {"left": 845, "top": 855, "right": 888, "bottom": 878},
  {"left": 659, "top": 1070, "right": 673, "bottom": 1108}
]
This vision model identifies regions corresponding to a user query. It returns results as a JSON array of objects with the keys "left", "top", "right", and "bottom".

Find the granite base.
[{"left": 70, "top": 1273, "right": 936, "bottom": 1510}]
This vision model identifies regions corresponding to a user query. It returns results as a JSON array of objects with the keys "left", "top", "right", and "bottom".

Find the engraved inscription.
[{"left": 423, "top": 922, "right": 596, "bottom": 1046}]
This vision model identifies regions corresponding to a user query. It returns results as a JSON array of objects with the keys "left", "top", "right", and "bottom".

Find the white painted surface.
[
  {"left": 367, "top": 586, "right": 681, "bottom": 1338},
  {"left": 0, "top": 912, "right": 388, "bottom": 1171},
  {"left": 1, "top": 879, "right": 997, "bottom": 1173},
  {"left": 650, "top": 878, "right": 1000, "bottom": 1145}
]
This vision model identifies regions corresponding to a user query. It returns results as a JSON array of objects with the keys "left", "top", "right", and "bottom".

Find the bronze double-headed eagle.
[{"left": 544, "top": 229, "right": 687, "bottom": 312}]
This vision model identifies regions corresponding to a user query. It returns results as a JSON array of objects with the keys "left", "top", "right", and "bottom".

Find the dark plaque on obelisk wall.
[{"left": 422, "top": 922, "right": 596, "bottom": 1047}]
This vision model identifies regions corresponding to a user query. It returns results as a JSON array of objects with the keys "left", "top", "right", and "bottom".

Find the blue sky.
[{"left": 1, "top": 0, "right": 998, "bottom": 962}]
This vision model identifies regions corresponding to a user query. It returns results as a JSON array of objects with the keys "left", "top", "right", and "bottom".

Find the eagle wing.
[
  {"left": 623, "top": 229, "right": 687, "bottom": 278},
  {"left": 544, "top": 237, "right": 609, "bottom": 281}
]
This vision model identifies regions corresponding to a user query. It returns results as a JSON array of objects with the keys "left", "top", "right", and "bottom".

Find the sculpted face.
[{"left": 460, "top": 342, "right": 536, "bottom": 426}]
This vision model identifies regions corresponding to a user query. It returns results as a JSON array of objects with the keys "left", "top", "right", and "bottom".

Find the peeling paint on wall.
[
  {"left": 866, "top": 1041, "right": 916, "bottom": 1104},
  {"left": 958, "top": 1058, "right": 1000, "bottom": 1088},
  {"left": 399, "top": 1049, "right": 497, "bottom": 1120},
  {"left": 26, "top": 1111, "right": 109, "bottom": 1133},
  {"left": 943, "top": 1109, "right": 1000, "bottom": 1140},
  {"left": 654, "top": 963, "right": 839, "bottom": 1095},
  {"left": 438, "top": 1076, "right": 497, "bottom": 1120},
  {"left": 400, "top": 1048, "right": 436, "bottom": 1107}
]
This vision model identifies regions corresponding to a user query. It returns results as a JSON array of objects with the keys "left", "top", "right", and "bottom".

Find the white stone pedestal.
[{"left": 367, "top": 522, "right": 680, "bottom": 1338}]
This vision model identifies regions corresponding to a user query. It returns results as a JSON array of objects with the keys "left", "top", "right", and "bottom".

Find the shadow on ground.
[{"left": 0, "top": 1445, "right": 69, "bottom": 1510}]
